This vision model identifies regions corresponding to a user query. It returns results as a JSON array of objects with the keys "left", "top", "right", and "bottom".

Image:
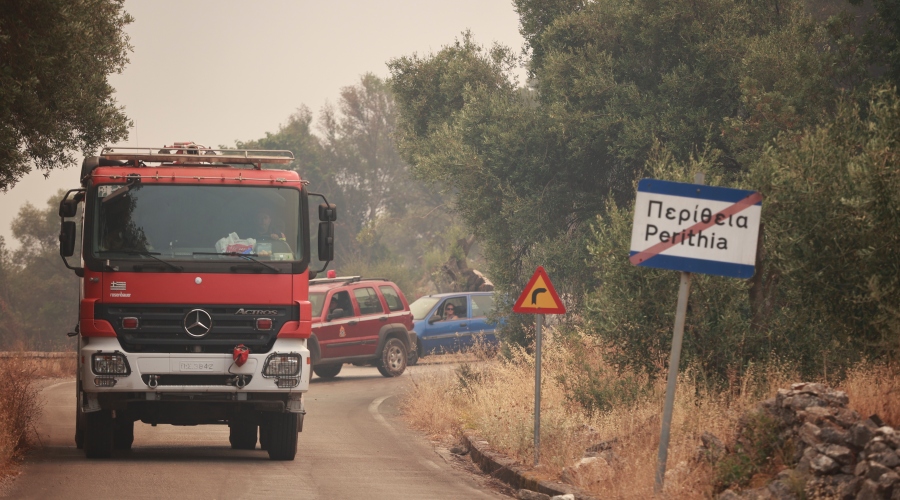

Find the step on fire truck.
[{"left": 58, "top": 143, "right": 336, "bottom": 460}]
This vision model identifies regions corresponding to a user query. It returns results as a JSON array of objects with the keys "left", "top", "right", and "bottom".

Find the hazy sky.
[{"left": 0, "top": 0, "right": 525, "bottom": 248}]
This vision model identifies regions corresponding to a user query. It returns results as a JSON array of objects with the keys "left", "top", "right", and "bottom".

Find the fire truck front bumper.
[{"left": 79, "top": 337, "right": 310, "bottom": 398}]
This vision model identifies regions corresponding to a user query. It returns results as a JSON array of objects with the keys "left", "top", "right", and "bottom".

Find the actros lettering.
[{"left": 235, "top": 308, "right": 278, "bottom": 316}]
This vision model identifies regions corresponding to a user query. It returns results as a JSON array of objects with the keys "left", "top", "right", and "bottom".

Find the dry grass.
[
  {"left": 838, "top": 362, "right": 900, "bottom": 427},
  {"left": 19, "top": 357, "right": 76, "bottom": 379},
  {"left": 0, "top": 358, "right": 43, "bottom": 480},
  {"left": 401, "top": 331, "right": 900, "bottom": 499}
]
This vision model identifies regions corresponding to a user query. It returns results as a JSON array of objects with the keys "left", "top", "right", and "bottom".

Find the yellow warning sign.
[{"left": 513, "top": 266, "right": 566, "bottom": 314}]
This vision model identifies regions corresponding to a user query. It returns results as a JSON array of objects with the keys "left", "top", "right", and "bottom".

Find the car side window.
[
  {"left": 353, "top": 287, "right": 384, "bottom": 315},
  {"left": 329, "top": 291, "right": 353, "bottom": 318},
  {"left": 379, "top": 286, "right": 404, "bottom": 312},
  {"left": 471, "top": 295, "right": 494, "bottom": 318},
  {"left": 440, "top": 297, "right": 467, "bottom": 320}
]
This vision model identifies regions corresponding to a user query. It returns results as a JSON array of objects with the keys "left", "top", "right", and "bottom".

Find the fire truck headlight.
[
  {"left": 263, "top": 353, "right": 300, "bottom": 377},
  {"left": 92, "top": 353, "right": 130, "bottom": 375}
]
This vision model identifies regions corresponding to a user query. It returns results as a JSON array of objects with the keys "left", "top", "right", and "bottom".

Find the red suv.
[{"left": 307, "top": 277, "right": 415, "bottom": 379}]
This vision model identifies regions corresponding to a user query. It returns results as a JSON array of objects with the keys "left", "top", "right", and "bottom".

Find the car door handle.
[
  {"left": 347, "top": 320, "right": 358, "bottom": 326},
  {"left": 459, "top": 322, "right": 467, "bottom": 327},
  {"left": 379, "top": 316, "right": 388, "bottom": 322}
]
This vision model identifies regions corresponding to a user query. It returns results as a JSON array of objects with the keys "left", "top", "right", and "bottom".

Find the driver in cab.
[{"left": 253, "top": 207, "right": 286, "bottom": 257}]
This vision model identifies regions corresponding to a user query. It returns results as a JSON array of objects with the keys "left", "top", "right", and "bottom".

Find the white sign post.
[{"left": 629, "top": 175, "right": 762, "bottom": 494}]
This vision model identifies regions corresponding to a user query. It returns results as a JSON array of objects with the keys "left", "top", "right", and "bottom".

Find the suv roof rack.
[
  {"left": 99, "top": 145, "right": 294, "bottom": 167},
  {"left": 309, "top": 276, "right": 389, "bottom": 285}
]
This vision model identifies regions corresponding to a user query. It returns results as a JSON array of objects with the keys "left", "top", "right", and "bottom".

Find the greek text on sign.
[{"left": 629, "top": 179, "right": 762, "bottom": 278}]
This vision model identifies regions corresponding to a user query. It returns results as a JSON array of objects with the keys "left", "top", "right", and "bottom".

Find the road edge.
[{"left": 462, "top": 432, "right": 597, "bottom": 500}]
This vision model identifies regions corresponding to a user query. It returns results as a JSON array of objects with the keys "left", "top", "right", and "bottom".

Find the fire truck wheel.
[
  {"left": 229, "top": 420, "right": 258, "bottom": 450},
  {"left": 377, "top": 338, "right": 407, "bottom": 377},
  {"left": 312, "top": 363, "right": 342, "bottom": 379},
  {"left": 113, "top": 416, "right": 134, "bottom": 450},
  {"left": 83, "top": 410, "right": 114, "bottom": 458},
  {"left": 259, "top": 424, "right": 271, "bottom": 450},
  {"left": 75, "top": 407, "right": 85, "bottom": 449},
  {"left": 265, "top": 413, "right": 298, "bottom": 461}
]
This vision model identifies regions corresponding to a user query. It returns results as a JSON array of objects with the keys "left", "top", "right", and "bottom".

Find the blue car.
[{"left": 407, "top": 292, "right": 499, "bottom": 365}]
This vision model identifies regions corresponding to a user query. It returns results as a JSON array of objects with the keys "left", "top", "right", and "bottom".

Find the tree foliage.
[
  {"left": 389, "top": 0, "right": 900, "bottom": 378},
  {"left": 0, "top": 0, "right": 133, "bottom": 190},
  {"left": 236, "top": 75, "right": 464, "bottom": 299},
  {"left": 0, "top": 191, "right": 78, "bottom": 349}
]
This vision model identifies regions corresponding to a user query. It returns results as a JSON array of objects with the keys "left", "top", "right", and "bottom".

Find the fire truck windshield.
[{"left": 92, "top": 184, "right": 303, "bottom": 263}]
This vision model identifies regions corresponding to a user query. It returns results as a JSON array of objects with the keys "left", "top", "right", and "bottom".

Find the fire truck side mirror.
[
  {"left": 59, "top": 198, "right": 79, "bottom": 218},
  {"left": 317, "top": 222, "right": 335, "bottom": 261},
  {"left": 318, "top": 203, "right": 337, "bottom": 222},
  {"left": 60, "top": 221, "right": 77, "bottom": 257}
]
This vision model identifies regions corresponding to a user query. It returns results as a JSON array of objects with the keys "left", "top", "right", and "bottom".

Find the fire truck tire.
[
  {"left": 75, "top": 407, "right": 85, "bottom": 449},
  {"left": 113, "top": 417, "right": 134, "bottom": 450},
  {"left": 312, "top": 363, "right": 342, "bottom": 379},
  {"left": 84, "top": 410, "right": 114, "bottom": 458},
  {"left": 259, "top": 425, "right": 271, "bottom": 450},
  {"left": 377, "top": 338, "right": 407, "bottom": 377},
  {"left": 229, "top": 421, "right": 258, "bottom": 450},
  {"left": 265, "top": 413, "right": 298, "bottom": 461}
]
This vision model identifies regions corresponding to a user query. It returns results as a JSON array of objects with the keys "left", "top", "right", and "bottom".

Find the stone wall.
[{"left": 718, "top": 382, "right": 899, "bottom": 499}]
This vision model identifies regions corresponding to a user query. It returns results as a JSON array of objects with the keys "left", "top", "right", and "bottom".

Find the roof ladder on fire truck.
[{"left": 98, "top": 142, "right": 295, "bottom": 170}]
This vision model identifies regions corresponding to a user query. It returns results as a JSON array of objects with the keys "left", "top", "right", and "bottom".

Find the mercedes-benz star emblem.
[{"left": 183, "top": 309, "right": 213, "bottom": 337}]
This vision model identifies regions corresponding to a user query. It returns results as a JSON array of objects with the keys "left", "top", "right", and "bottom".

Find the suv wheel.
[
  {"left": 377, "top": 338, "right": 407, "bottom": 377},
  {"left": 313, "top": 363, "right": 343, "bottom": 379}
]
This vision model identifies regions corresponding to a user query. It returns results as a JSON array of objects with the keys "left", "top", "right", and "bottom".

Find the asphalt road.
[{"left": 2, "top": 364, "right": 508, "bottom": 499}]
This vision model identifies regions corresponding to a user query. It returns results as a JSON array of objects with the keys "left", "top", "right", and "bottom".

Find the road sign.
[
  {"left": 513, "top": 266, "right": 566, "bottom": 314},
  {"left": 629, "top": 178, "right": 762, "bottom": 278}
]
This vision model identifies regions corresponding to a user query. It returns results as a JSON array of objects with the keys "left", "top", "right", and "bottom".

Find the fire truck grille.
[{"left": 96, "top": 304, "right": 298, "bottom": 354}]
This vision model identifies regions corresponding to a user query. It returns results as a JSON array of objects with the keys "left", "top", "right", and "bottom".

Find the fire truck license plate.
[{"left": 180, "top": 362, "right": 215, "bottom": 372}]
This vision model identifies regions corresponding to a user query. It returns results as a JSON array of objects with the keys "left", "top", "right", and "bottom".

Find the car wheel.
[
  {"left": 83, "top": 410, "right": 114, "bottom": 458},
  {"left": 407, "top": 340, "right": 420, "bottom": 366},
  {"left": 313, "top": 363, "right": 342, "bottom": 379},
  {"left": 377, "top": 338, "right": 407, "bottom": 377},
  {"left": 113, "top": 415, "right": 134, "bottom": 450},
  {"left": 265, "top": 412, "right": 298, "bottom": 461},
  {"left": 229, "top": 420, "right": 258, "bottom": 450}
]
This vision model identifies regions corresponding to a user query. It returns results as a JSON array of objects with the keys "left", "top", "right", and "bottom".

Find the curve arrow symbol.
[{"left": 531, "top": 288, "right": 547, "bottom": 305}]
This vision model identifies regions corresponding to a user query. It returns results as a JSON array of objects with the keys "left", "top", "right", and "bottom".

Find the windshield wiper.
[
  {"left": 98, "top": 250, "right": 183, "bottom": 272},
  {"left": 192, "top": 252, "right": 280, "bottom": 273}
]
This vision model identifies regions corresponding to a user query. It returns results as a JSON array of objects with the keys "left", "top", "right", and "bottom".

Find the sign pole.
[
  {"left": 511, "top": 265, "right": 566, "bottom": 469},
  {"left": 654, "top": 270, "right": 691, "bottom": 493},
  {"left": 654, "top": 173, "right": 704, "bottom": 494},
  {"left": 534, "top": 313, "right": 543, "bottom": 466}
]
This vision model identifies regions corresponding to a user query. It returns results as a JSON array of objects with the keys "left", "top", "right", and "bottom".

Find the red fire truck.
[{"left": 58, "top": 143, "right": 336, "bottom": 460}]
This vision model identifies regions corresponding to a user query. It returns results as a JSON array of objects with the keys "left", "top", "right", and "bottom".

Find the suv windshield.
[
  {"left": 309, "top": 292, "right": 326, "bottom": 317},
  {"left": 409, "top": 297, "right": 440, "bottom": 320},
  {"left": 92, "top": 184, "right": 302, "bottom": 261}
]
